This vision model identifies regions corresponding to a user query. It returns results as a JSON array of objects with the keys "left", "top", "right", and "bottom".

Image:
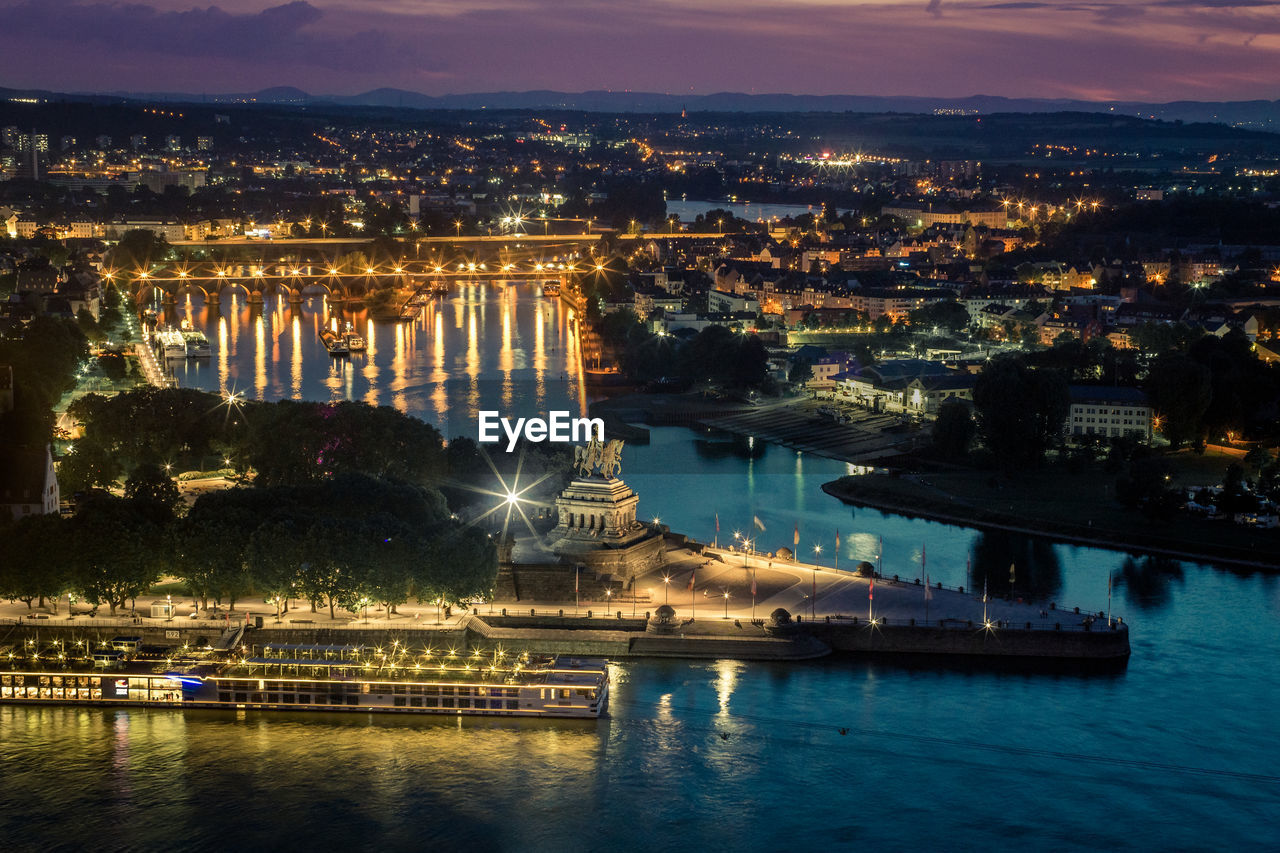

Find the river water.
[{"left": 5, "top": 291, "right": 1277, "bottom": 849}]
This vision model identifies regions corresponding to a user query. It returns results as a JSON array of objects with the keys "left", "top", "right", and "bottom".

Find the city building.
[
  {"left": 1066, "top": 386, "right": 1153, "bottom": 442},
  {"left": 0, "top": 445, "right": 60, "bottom": 519}
]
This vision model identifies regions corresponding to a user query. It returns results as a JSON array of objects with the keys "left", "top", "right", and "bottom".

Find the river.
[{"left": 5, "top": 292, "right": 1277, "bottom": 849}]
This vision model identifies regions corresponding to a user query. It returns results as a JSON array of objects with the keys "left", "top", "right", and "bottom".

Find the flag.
[
  {"left": 754, "top": 515, "right": 766, "bottom": 532},
  {"left": 751, "top": 571, "right": 758, "bottom": 597},
  {"left": 869, "top": 577, "right": 874, "bottom": 600},
  {"left": 688, "top": 567, "right": 696, "bottom": 591},
  {"left": 1009, "top": 562, "right": 1016, "bottom": 584},
  {"left": 982, "top": 576, "right": 988, "bottom": 603},
  {"left": 715, "top": 513, "right": 720, "bottom": 533},
  {"left": 793, "top": 523, "right": 800, "bottom": 546},
  {"left": 924, "top": 573, "right": 933, "bottom": 601},
  {"left": 835, "top": 530, "right": 840, "bottom": 550}
]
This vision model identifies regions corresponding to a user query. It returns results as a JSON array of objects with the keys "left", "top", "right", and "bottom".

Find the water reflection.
[
  {"left": 1115, "top": 555, "right": 1184, "bottom": 610},
  {"left": 968, "top": 530, "right": 1063, "bottom": 601},
  {"left": 165, "top": 284, "right": 585, "bottom": 440}
]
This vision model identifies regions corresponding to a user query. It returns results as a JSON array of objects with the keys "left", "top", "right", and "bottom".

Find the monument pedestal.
[{"left": 547, "top": 475, "right": 663, "bottom": 582}]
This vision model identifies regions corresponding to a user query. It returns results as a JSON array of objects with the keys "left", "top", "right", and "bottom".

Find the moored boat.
[
  {"left": 342, "top": 322, "right": 367, "bottom": 352},
  {"left": 181, "top": 329, "right": 212, "bottom": 358},
  {"left": 319, "top": 330, "right": 349, "bottom": 356},
  {"left": 0, "top": 641, "right": 609, "bottom": 719},
  {"left": 155, "top": 327, "right": 188, "bottom": 359}
]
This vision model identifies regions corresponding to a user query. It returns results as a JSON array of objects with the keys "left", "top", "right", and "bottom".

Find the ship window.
[
  {"left": 282, "top": 694, "right": 295, "bottom": 704},
  {"left": 251, "top": 693, "right": 264, "bottom": 703},
  {"left": 457, "top": 699, "right": 471, "bottom": 709},
  {"left": 218, "top": 692, "right": 231, "bottom": 702},
  {"left": 441, "top": 698, "right": 455, "bottom": 708},
  {"left": 297, "top": 695, "right": 310, "bottom": 704},
  {"left": 314, "top": 695, "right": 326, "bottom": 705},
  {"left": 393, "top": 697, "right": 406, "bottom": 707},
  {"left": 394, "top": 685, "right": 407, "bottom": 694},
  {"left": 441, "top": 687, "right": 454, "bottom": 696},
  {"left": 410, "top": 698, "right": 422, "bottom": 707},
  {"left": 235, "top": 692, "right": 248, "bottom": 702},
  {"left": 345, "top": 696, "right": 358, "bottom": 706},
  {"left": 561, "top": 689, "right": 571, "bottom": 699},
  {"left": 506, "top": 700, "right": 518, "bottom": 710}
]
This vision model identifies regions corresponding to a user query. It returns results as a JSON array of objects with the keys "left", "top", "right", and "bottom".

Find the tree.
[
  {"left": 58, "top": 439, "right": 123, "bottom": 493},
  {"left": 112, "top": 229, "right": 171, "bottom": 269},
  {"left": 908, "top": 301, "right": 970, "bottom": 335},
  {"left": 932, "top": 399, "right": 976, "bottom": 459},
  {"left": 1144, "top": 354, "right": 1211, "bottom": 448},
  {"left": 0, "top": 514, "right": 72, "bottom": 611},
  {"left": 972, "top": 356, "right": 1069, "bottom": 468},
  {"left": 246, "top": 520, "right": 304, "bottom": 621},
  {"left": 67, "top": 495, "right": 163, "bottom": 615},
  {"left": 300, "top": 519, "right": 363, "bottom": 619},
  {"left": 788, "top": 359, "right": 813, "bottom": 385},
  {"left": 124, "top": 462, "right": 183, "bottom": 522}
]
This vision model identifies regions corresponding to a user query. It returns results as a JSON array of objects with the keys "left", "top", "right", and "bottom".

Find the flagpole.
[
  {"left": 752, "top": 565, "right": 759, "bottom": 622},
  {"left": 1107, "top": 572, "right": 1112, "bottom": 627},
  {"left": 923, "top": 544, "right": 929, "bottom": 624},
  {"left": 868, "top": 576, "right": 873, "bottom": 623},
  {"left": 982, "top": 575, "right": 988, "bottom": 624}
]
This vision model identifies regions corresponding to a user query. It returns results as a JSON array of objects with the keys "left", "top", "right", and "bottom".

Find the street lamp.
[
  {"left": 662, "top": 574, "right": 671, "bottom": 604},
  {"left": 605, "top": 587, "right": 613, "bottom": 615},
  {"left": 723, "top": 589, "right": 730, "bottom": 619}
]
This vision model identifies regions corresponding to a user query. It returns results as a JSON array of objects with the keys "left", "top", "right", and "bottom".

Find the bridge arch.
[
  {"left": 171, "top": 282, "right": 210, "bottom": 302},
  {"left": 213, "top": 280, "right": 255, "bottom": 300}
]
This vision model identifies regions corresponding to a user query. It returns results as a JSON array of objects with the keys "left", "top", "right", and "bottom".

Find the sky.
[{"left": 0, "top": 0, "right": 1277, "bottom": 102}]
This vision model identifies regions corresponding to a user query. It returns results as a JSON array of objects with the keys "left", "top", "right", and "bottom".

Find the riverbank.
[
  {"left": 822, "top": 471, "right": 1280, "bottom": 571},
  {"left": 2, "top": 604, "right": 1128, "bottom": 663}
]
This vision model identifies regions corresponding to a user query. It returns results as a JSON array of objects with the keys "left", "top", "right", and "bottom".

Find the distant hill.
[{"left": 1, "top": 84, "right": 1277, "bottom": 132}]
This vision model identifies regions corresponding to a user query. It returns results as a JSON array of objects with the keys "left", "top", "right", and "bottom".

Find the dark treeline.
[
  {"left": 2, "top": 387, "right": 583, "bottom": 617},
  {"left": 593, "top": 310, "right": 771, "bottom": 390}
]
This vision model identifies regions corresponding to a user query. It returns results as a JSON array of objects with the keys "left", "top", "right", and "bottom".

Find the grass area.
[
  {"left": 148, "top": 580, "right": 189, "bottom": 597},
  {"left": 827, "top": 453, "right": 1280, "bottom": 568}
]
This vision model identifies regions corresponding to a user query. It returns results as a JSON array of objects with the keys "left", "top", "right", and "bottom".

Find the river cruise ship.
[
  {"left": 154, "top": 327, "right": 188, "bottom": 359},
  {"left": 0, "top": 641, "right": 609, "bottom": 719}
]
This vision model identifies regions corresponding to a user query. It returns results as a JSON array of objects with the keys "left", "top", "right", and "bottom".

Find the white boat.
[
  {"left": 156, "top": 328, "right": 187, "bottom": 359},
  {"left": 342, "top": 322, "right": 367, "bottom": 352},
  {"left": 0, "top": 645, "right": 609, "bottom": 720},
  {"left": 182, "top": 329, "right": 211, "bottom": 358},
  {"left": 319, "top": 330, "right": 349, "bottom": 356}
]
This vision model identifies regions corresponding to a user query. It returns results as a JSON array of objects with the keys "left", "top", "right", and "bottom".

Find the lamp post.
[
  {"left": 663, "top": 574, "right": 670, "bottom": 604},
  {"left": 812, "top": 545, "right": 822, "bottom": 620},
  {"left": 166, "top": 593, "right": 173, "bottom": 622},
  {"left": 605, "top": 587, "right": 613, "bottom": 616},
  {"left": 723, "top": 589, "right": 730, "bottom": 619}
]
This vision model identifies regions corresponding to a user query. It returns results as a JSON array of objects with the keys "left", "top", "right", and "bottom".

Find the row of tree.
[{"left": 0, "top": 476, "right": 497, "bottom": 619}]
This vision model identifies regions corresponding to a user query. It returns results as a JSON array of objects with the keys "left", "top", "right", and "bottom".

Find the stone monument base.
[{"left": 547, "top": 475, "right": 665, "bottom": 582}]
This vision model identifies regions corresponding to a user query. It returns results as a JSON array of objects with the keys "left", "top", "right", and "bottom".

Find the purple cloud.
[{"left": 0, "top": 0, "right": 430, "bottom": 72}]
